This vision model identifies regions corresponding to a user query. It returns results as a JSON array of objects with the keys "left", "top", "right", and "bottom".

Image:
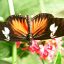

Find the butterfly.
[{"left": 0, "top": 13, "right": 64, "bottom": 44}]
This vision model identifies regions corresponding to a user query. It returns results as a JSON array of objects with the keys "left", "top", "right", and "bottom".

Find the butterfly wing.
[
  {"left": 0, "top": 22, "right": 7, "bottom": 40},
  {"left": 6, "top": 15, "right": 28, "bottom": 41},
  {"left": 31, "top": 13, "right": 54, "bottom": 40}
]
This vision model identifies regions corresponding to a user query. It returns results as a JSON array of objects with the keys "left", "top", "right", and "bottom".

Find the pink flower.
[
  {"left": 40, "top": 49, "right": 48, "bottom": 59},
  {"left": 16, "top": 41, "right": 21, "bottom": 48},
  {"left": 38, "top": 40, "right": 57, "bottom": 60},
  {"left": 16, "top": 39, "right": 60, "bottom": 61},
  {"left": 28, "top": 40, "right": 40, "bottom": 53}
]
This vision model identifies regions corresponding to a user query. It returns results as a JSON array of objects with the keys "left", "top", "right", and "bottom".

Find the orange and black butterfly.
[{"left": 0, "top": 13, "right": 64, "bottom": 44}]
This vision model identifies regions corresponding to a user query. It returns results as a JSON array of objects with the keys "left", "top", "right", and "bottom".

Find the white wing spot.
[
  {"left": 50, "top": 23, "right": 58, "bottom": 38},
  {"left": 2, "top": 27, "right": 10, "bottom": 41}
]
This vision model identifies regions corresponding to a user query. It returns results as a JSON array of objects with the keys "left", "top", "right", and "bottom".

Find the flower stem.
[
  {"left": 8, "top": 0, "right": 15, "bottom": 15},
  {"left": 12, "top": 43, "right": 17, "bottom": 64},
  {"left": 8, "top": 0, "right": 16, "bottom": 64}
]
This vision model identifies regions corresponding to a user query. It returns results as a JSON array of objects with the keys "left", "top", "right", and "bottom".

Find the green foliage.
[
  {"left": 17, "top": 52, "right": 43, "bottom": 64},
  {"left": 54, "top": 52, "right": 61, "bottom": 64},
  {"left": 0, "top": 41, "right": 12, "bottom": 59},
  {"left": 0, "top": 60, "right": 11, "bottom": 64},
  {"left": 0, "top": 0, "right": 10, "bottom": 19},
  {"left": 0, "top": 0, "right": 64, "bottom": 19}
]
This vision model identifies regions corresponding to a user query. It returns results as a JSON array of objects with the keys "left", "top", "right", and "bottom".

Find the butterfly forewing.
[
  {"left": 31, "top": 13, "right": 53, "bottom": 39},
  {"left": 7, "top": 15, "right": 28, "bottom": 39}
]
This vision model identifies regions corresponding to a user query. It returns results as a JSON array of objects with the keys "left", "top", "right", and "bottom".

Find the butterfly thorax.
[{"left": 27, "top": 15, "right": 32, "bottom": 45}]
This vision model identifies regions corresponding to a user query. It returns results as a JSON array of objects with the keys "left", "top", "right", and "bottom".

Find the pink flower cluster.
[
  {"left": 16, "top": 39, "right": 58, "bottom": 61},
  {"left": 28, "top": 40, "right": 57, "bottom": 60}
]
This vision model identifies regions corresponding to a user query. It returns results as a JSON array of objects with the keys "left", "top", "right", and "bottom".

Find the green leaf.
[
  {"left": 0, "top": 16, "right": 4, "bottom": 21},
  {"left": 13, "top": 0, "right": 41, "bottom": 16},
  {"left": 0, "top": 60, "right": 11, "bottom": 64},
  {"left": 0, "top": 0, "right": 10, "bottom": 19},
  {"left": 54, "top": 52, "right": 62, "bottom": 64},
  {"left": 42, "top": 60, "right": 48, "bottom": 64},
  {"left": 17, "top": 48, "right": 29, "bottom": 58},
  {"left": 1, "top": 57, "right": 12, "bottom": 64},
  {"left": 0, "top": 41, "right": 12, "bottom": 59},
  {"left": 0, "top": 0, "right": 64, "bottom": 19}
]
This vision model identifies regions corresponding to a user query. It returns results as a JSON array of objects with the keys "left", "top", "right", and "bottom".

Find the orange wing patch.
[
  {"left": 9, "top": 18, "right": 28, "bottom": 37},
  {"left": 32, "top": 18, "right": 48, "bottom": 36}
]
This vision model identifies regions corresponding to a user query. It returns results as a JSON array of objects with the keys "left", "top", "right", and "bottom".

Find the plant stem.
[
  {"left": 8, "top": 0, "right": 17, "bottom": 64},
  {"left": 8, "top": 0, "right": 15, "bottom": 15},
  {"left": 12, "top": 43, "right": 17, "bottom": 64},
  {"left": 39, "top": 0, "right": 45, "bottom": 13}
]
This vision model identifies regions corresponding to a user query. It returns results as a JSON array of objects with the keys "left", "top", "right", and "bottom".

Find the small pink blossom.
[
  {"left": 28, "top": 40, "right": 40, "bottom": 54},
  {"left": 16, "top": 41, "right": 21, "bottom": 48},
  {"left": 16, "top": 38, "right": 61, "bottom": 61},
  {"left": 30, "top": 39, "right": 57, "bottom": 60}
]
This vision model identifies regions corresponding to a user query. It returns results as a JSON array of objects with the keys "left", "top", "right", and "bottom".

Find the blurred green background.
[
  {"left": 0, "top": 0, "right": 64, "bottom": 20},
  {"left": 0, "top": 0, "right": 64, "bottom": 64}
]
